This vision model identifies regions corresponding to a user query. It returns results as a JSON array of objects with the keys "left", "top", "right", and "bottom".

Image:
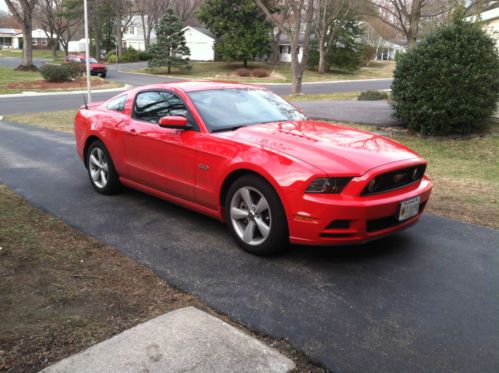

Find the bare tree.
[
  {"left": 4, "top": 0, "right": 40, "bottom": 70},
  {"left": 111, "top": 0, "right": 134, "bottom": 57},
  {"left": 366, "top": 0, "right": 453, "bottom": 48},
  {"left": 35, "top": 0, "right": 83, "bottom": 57},
  {"left": 0, "top": 9, "right": 21, "bottom": 28},
  {"left": 171, "top": 0, "right": 204, "bottom": 25},
  {"left": 363, "top": 16, "right": 397, "bottom": 61},
  {"left": 133, "top": 0, "right": 171, "bottom": 49},
  {"left": 315, "top": 0, "right": 354, "bottom": 73},
  {"left": 255, "top": 0, "right": 316, "bottom": 94}
]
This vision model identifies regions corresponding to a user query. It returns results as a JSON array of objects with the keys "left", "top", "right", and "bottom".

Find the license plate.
[{"left": 398, "top": 196, "right": 421, "bottom": 221}]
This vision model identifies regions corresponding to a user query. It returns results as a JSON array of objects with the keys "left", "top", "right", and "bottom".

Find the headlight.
[{"left": 305, "top": 177, "right": 352, "bottom": 194}]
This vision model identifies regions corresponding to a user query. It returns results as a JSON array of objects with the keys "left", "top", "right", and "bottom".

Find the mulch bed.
[{"left": 6, "top": 78, "right": 111, "bottom": 90}]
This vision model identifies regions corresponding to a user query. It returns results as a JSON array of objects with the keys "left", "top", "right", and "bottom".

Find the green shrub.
[
  {"left": 392, "top": 15, "right": 499, "bottom": 136},
  {"left": 107, "top": 53, "right": 117, "bottom": 63},
  {"left": 66, "top": 62, "right": 83, "bottom": 79},
  {"left": 358, "top": 90, "right": 389, "bottom": 101},
  {"left": 39, "top": 64, "right": 72, "bottom": 82},
  {"left": 139, "top": 51, "right": 151, "bottom": 61},
  {"left": 121, "top": 47, "right": 139, "bottom": 62}
]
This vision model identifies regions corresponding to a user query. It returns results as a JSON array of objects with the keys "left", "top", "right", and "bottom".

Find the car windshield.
[
  {"left": 82, "top": 58, "right": 98, "bottom": 64},
  {"left": 187, "top": 88, "right": 306, "bottom": 132}
]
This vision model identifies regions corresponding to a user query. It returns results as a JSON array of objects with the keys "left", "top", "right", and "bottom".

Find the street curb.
[
  {"left": 0, "top": 84, "right": 130, "bottom": 98},
  {"left": 120, "top": 70, "right": 393, "bottom": 86}
]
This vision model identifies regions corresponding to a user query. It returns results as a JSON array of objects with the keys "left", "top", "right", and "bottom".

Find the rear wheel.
[
  {"left": 225, "top": 175, "right": 289, "bottom": 256},
  {"left": 86, "top": 140, "right": 121, "bottom": 194}
]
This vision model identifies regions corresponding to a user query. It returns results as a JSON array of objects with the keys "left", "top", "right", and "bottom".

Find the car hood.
[
  {"left": 90, "top": 63, "right": 106, "bottom": 69},
  {"left": 217, "top": 121, "right": 422, "bottom": 176}
]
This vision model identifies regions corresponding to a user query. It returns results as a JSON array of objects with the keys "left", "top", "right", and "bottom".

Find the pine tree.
[
  {"left": 198, "top": 0, "right": 271, "bottom": 68},
  {"left": 147, "top": 9, "right": 190, "bottom": 73}
]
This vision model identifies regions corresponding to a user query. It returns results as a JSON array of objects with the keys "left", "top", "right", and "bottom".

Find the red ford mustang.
[{"left": 74, "top": 81, "right": 432, "bottom": 255}]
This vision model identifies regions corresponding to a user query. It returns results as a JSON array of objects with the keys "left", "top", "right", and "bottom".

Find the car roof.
[{"left": 129, "top": 81, "right": 265, "bottom": 94}]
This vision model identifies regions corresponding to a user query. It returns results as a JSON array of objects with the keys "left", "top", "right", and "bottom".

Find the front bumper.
[
  {"left": 288, "top": 177, "right": 432, "bottom": 246},
  {"left": 90, "top": 69, "right": 107, "bottom": 75}
]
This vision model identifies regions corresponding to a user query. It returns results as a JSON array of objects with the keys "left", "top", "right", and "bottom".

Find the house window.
[
  {"left": 32, "top": 39, "right": 37, "bottom": 46},
  {"left": 41, "top": 39, "right": 48, "bottom": 46},
  {"left": 287, "top": 46, "right": 291, "bottom": 54},
  {"left": 279, "top": 45, "right": 283, "bottom": 54}
]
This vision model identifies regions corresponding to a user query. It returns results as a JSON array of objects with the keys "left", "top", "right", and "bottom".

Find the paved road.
[
  {"left": 296, "top": 100, "right": 397, "bottom": 126},
  {"left": 0, "top": 121, "right": 497, "bottom": 372}
]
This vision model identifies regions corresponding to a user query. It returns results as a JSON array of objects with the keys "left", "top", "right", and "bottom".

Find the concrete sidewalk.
[{"left": 41, "top": 307, "right": 294, "bottom": 373}]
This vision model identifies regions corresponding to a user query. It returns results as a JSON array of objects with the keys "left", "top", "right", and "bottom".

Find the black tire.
[
  {"left": 101, "top": 73, "right": 107, "bottom": 78},
  {"left": 86, "top": 140, "right": 121, "bottom": 195},
  {"left": 225, "top": 175, "right": 289, "bottom": 256}
]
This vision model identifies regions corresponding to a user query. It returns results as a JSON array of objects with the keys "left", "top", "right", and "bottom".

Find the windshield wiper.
[{"left": 211, "top": 125, "right": 247, "bottom": 133}]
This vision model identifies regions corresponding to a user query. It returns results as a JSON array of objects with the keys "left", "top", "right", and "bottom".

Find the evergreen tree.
[
  {"left": 198, "top": 0, "right": 271, "bottom": 67},
  {"left": 147, "top": 9, "right": 190, "bottom": 73},
  {"left": 308, "top": 14, "right": 365, "bottom": 72}
]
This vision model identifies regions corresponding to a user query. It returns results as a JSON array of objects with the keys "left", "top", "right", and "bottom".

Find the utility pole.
[{"left": 84, "top": 0, "right": 92, "bottom": 104}]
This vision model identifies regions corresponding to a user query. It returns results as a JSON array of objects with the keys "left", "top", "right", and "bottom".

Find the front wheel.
[
  {"left": 225, "top": 175, "right": 289, "bottom": 256},
  {"left": 86, "top": 140, "right": 121, "bottom": 194}
]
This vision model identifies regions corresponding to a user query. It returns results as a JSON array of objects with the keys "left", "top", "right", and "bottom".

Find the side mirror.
[{"left": 159, "top": 116, "right": 189, "bottom": 130}]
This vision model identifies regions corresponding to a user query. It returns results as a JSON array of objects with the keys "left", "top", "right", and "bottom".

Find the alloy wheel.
[{"left": 230, "top": 186, "right": 272, "bottom": 246}]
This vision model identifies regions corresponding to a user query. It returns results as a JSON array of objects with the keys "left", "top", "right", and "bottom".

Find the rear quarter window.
[{"left": 106, "top": 95, "right": 127, "bottom": 112}]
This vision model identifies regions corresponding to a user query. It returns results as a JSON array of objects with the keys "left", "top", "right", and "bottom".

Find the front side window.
[
  {"left": 106, "top": 95, "right": 127, "bottom": 112},
  {"left": 133, "top": 90, "right": 196, "bottom": 127},
  {"left": 187, "top": 88, "right": 306, "bottom": 132}
]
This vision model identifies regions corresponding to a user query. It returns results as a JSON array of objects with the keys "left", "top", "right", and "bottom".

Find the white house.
[
  {"left": 467, "top": 7, "right": 499, "bottom": 48},
  {"left": 182, "top": 26, "right": 215, "bottom": 61},
  {"left": 11, "top": 28, "right": 56, "bottom": 49},
  {"left": 120, "top": 16, "right": 216, "bottom": 61},
  {"left": 0, "top": 28, "right": 19, "bottom": 49},
  {"left": 277, "top": 32, "right": 304, "bottom": 63}
]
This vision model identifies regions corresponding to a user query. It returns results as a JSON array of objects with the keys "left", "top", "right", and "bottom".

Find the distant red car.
[
  {"left": 64, "top": 54, "right": 107, "bottom": 78},
  {"left": 74, "top": 82, "right": 432, "bottom": 255}
]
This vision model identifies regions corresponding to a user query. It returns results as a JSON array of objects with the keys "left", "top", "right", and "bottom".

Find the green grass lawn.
[
  {"left": 132, "top": 61, "right": 395, "bottom": 83},
  {"left": 0, "top": 48, "right": 63, "bottom": 61},
  {"left": 0, "top": 66, "right": 42, "bottom": 88},
  {"left": 4, "top": 110, "right": 497, "bottom": 228},
  {"left": 0, "top": 66, "right": 123, "bottom": 94}
]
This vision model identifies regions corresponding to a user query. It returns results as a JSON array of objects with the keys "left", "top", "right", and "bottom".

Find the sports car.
[{"left": 74, "top": 81, "right": 432, "bottom": 255}]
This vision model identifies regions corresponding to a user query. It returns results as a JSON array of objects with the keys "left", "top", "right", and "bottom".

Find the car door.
[{"left": 123, "top": 90, "right": 201, "bottom": 201}]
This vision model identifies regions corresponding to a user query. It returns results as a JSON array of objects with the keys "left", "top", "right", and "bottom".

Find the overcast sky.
[{"left": 0, "top": 1, "right": 8, "bottom": 12}]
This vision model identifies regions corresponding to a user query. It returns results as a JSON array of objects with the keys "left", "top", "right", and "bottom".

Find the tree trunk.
[
  {"left": 20, "top": 23, "right": 35, "bottom": 70},
  {"left": 141, "top": 14, "right": 148, "bottom": 50},
  {"left": 94, "top": 12, "right": 102, "bottom": 59},
  {"left": 269, "top": 30, "right": 281, "bottom": 65},
  {"left": 290, "top": 45, "right": 303, "bottom": 95},
  {"left": 116, "top": 21, "right": 123, "bottom": 57},
  {"left": 318, "top": 43, "right": 327, "bottom": 74},
  {"left": 243, "top": 58, "right": 248, "bottom": 68},
  {"left": 52, "top": 37, "right": 58, "bottom": 58},
  {"left": 407, "top": 0, "right": 422, "bottom": 49}
]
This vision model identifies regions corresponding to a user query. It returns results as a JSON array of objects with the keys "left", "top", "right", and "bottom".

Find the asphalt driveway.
[{"left": 0, "top": 121, "right": 497, "bottom": 372}]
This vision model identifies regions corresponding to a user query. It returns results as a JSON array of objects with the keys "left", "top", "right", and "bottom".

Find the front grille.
[{"left": 362, "top": 164, "right": 426, "bottom": 196}]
